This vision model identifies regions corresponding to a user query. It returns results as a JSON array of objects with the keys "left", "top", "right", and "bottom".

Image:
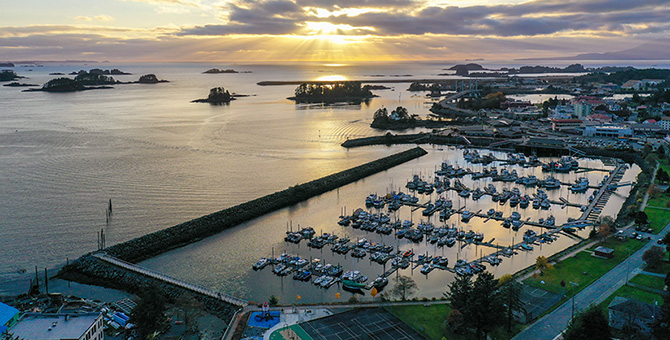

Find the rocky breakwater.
[
  {"left": 103, "top": 146, "right": 426, "bottom": 263},
  {"left": 59, "top": 255, "right": 237, "bottom": 321},
  {"left": 342, "top": 132, "right": 496, "bottom": 148},
  {"left": 59, "top": 147, "right": 427, "bottom": 301}
]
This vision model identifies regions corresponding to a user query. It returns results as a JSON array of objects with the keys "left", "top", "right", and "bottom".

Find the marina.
[{"left": 250, "top": 149, "right": 633, "bottom": 295}]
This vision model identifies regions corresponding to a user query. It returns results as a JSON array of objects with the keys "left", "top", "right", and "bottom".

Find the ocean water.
[{"left": 0, "top": 61, "right": 638, "bottom": 301}]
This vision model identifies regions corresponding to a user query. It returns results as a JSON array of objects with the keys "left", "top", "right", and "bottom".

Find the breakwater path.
[
  {"left": 92, "top": 253, "right": 248, "bottom": 307},
  {"left": 84, "top": 147, "right": 427, "bottom": 264}
]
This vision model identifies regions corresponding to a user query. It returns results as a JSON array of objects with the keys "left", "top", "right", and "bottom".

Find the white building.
[
  {"left": 583, "top": 125, "right": 633, "bottom": 138},
  {"left": 8, "top": 313, "right": 104, "bottom": 340},
  {"left": 549, "top": 105, "right": 575, "bottom": 119},
  {"left": 656, "top": 116, "right": 670, "bottom": 130}
]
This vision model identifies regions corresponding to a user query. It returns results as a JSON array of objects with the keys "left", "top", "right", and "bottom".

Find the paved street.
[{"left": 512, "top": 222, "right": 669, "bottom": 340}]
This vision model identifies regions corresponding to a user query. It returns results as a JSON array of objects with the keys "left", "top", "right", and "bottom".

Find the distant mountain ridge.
[{"left": 519, "top": 39, "right": 670, "bottom": 61}]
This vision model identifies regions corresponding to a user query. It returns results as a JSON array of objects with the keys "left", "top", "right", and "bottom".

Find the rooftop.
[
  {"left": 608, "top": 297, "right": 660, "bottom": 320},
  {"left": 9, "top": 313, "right": 101, "bottom": 340}
]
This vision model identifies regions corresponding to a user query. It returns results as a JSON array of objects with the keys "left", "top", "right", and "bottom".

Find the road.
[{"left": 512, "top": 221, "right": 670, "bottom": 340}]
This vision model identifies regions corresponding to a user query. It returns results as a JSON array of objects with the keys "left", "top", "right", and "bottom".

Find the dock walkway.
[{"left": 92, "top": 253, "right": 248, "bottom": 307}]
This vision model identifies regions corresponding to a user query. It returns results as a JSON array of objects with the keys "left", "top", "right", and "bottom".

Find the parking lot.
[{"left": 299, "top": 308, "right": 425, "bottom": 340}]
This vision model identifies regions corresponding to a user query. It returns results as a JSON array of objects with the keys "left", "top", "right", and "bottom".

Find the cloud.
[
  {"left": 74, "top": 15, "right": 114, "bottom": 22},
  {"left": 94, "top": 15, "right": 114, "bottom": 22}
]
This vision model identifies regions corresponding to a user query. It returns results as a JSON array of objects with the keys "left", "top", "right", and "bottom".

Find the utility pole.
[{"left": 570, "top": 281, "right": 579, "bottom": 319}]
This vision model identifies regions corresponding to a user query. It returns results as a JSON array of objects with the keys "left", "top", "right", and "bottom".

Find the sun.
[{"left": 316, "top": 75, "right": 348, "bottom": 81}]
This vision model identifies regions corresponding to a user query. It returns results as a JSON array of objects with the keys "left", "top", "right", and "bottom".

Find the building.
[
  {"left": 585, "top": 114, "right": 613, "bottom": 123},
  {"left": 583, "top": 125, "right": 633, "bottom": 138},
  {"left": 0, "top": 302, "right": 19, "bottom": 333},
  {"left": 608, "top": 297, "right": 661, "bottom": 336},
  {"left": 550, "top": 118, "right": 582, "bottom": 131},
  {"left": 594, "top": 246, "right": 614, "bottom": 259},
  {"left": 631, "top": 123, "right": 665, "bottom": 135},
  {"left": 8, "top": 313, "right": 104, "bottom": 340},
  {"left": 549, "top": 105, "right": 575, "bottom": 119},
  {"left": 659, "top": 116, "right": 670, "bottom": 130}
]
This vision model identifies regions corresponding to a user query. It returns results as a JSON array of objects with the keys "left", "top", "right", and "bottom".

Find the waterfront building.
[
  {"left": 550, "top": 118, "right": 583, "bottom": 131},
  {"left": 0, "top": 302, "right": 19, "bottom": 333},
  {"left": 7, "top": 312, "right": 104, "bottom": 340},
  {"left": 583, "top": 125, "right": 632, "bottom": 138}
]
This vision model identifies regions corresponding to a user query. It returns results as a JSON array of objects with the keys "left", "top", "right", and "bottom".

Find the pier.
[{"left": 92, "top": 253, "right": 248, "bottom": 307}]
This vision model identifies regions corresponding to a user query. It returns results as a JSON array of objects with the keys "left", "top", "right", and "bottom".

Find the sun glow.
[{"left": 316, "top": 75, "right": 348, "bottom": 81}]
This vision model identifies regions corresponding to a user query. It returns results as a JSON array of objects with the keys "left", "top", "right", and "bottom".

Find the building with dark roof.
[{"left": 607, "top": 297, "right": 661, "bottom": 336}]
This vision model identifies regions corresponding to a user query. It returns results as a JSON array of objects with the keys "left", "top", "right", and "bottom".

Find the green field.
[
  {"left": 629, "top": 273, "right": 667, "bottom": 291},
  {"left": 644, "top": 207, "right": 670, "bottom": 234},
  {"left": 387, "top": 304, "right": 523, "bottom": 340},
  {"left": 646, "top": 193, "right": 670, "bottom": 208},
  {"left": 524, "top": 238, "right": 646, "bottom": 295},
  {"left": 598, "top": 284, "right": 665, "bottom": 311},
  {"left": 387, "top": 304, "right": 449, "bottom": 340},
  {"left": 645, "top": 259, "right": 670, "bottom": 275}
]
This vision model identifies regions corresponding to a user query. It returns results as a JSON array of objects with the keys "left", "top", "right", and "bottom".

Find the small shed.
[
  {"left": 594, "top": 246, "right": 614, "bottom": 259},
  {"left": 0, "top": 302, "right": 20, "bottom": 333}
]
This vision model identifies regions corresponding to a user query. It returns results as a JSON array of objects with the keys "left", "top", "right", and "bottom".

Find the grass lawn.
[
  {"left": 645, "top": 260, "right": 670, "bottom": 275},
  {"left": 647, "top": 193, "right": 670, "bottom": 208},
  {"left": 629, "top": 273, "right": 667, "bottom": 291},
  {"left": 387, "top": 304, "right": 523, "bottom": 340},
  {"left": 387, "top": 304, "right": 449, "bottom": 340},
  {"left": 658, "top": 158, "right": 670, "bottom": 177},
  {"left": 524, "top": 238, "right": 646, "bottom": 295},
  {"left": 644, "top": 207, "right": 670, "bottom": 234},
  {"left": 598, "top": 284, "right": 665, "bottom": 311}
]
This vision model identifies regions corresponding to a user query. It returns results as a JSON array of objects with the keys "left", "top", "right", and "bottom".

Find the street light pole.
[{"left": 569, "top": 281, "right": 579, "bottom": 320}]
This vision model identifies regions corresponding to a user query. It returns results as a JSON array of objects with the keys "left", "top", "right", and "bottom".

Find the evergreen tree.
[
  {"left": 129, "top": 288, "right": 167, "bottom": 339},
  {"left": 562, "top": 305, "right": 611, "bottom": 340}
]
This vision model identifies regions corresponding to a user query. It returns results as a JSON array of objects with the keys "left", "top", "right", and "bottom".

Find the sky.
[{"left": 1, "top": 0, "right": 669, "bottom": 63}]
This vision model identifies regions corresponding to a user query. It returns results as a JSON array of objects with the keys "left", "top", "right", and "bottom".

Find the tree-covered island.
[
  {"left": 288, "top": 81, "right": 377, "bottom": 104},
  {"left": 192, "top": 87, "right": 236, "bottom": 104}
]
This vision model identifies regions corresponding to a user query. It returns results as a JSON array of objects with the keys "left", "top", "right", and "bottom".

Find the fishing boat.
[
  {"left": 253, "top": 258, "right": 270, "bottom": 270},
  {"left": 461, "top": 210, "right": 473, "bottom": 222},
  {"left": 372, "top": 276, "right": 389, "bottom": 289},
  {"left": 571, "top": 177, "right": 589, "bottom": 193}
]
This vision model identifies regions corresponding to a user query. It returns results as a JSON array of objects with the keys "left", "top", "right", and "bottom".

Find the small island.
[
  {"left": 69, "top": 68, "right": 131, "bottom": 75},
  {"left": 3, "top": 82, "right": 38, "bottom": 87},
  {"left": 0, "top": 62, "right": 15, "bottom": 67},
  {"left": 203, "top": 68, "right": 248, "bottom": 74},
  {"left": 24, "top": 77, "right": 112, "bottom": 92},
  {"left": 0, "top": 70, "right": 22, "bottom": 82},
  {"left": 135, "top": 74, "right": 168, "bottom": 84},
  {"left": 288, "top": 81, "right": 377, "bottom": 104},
  {"left": 371, "top": 106, "right": 418, "bottom": 129},
  {"left": 192, "top": 87, "right": 235, "bottom": 104}
]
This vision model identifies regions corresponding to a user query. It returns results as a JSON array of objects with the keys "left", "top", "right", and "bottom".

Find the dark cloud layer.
[{"left": 176, "top": 0, "right": 670, "bottom": 37}]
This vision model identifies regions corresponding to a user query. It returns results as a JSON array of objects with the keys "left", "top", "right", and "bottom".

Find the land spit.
[{"left": 57, "top": 147, "right": 428, "bottom": 314}]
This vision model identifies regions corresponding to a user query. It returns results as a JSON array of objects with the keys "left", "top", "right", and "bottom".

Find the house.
[
  {"left": 621, "top": 80, "right": 641, "bottom": 90},
  {"left": 594, "top": 246, "right": 614, "bottom": 259},
  {"left": 7, "top": 312, "right": 104, "bottom": 340},
  {"left": 586, "top": 114, "right": 612, "bottom": 123},
  {"left": 0, "top": 302, "right": 20, "bottom": 333},
  {"left": 608, "top": 297, "right": 661, "bottom": 336}
]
